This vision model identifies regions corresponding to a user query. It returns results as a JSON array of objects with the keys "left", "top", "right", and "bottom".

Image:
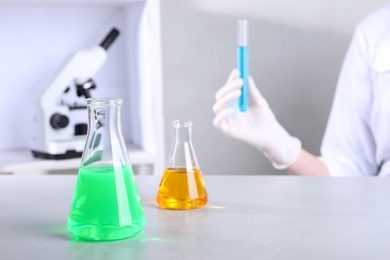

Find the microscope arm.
[
  {"left": 41, "top": 28, "right": 120, "bottom": 107},
  {"left": 41, "top": 46, "right": 107, "bottom": 108}
]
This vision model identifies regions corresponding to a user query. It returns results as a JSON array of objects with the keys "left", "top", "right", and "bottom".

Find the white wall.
[{"left": 160, "top": 0, "right": 389, "bottom": 175}]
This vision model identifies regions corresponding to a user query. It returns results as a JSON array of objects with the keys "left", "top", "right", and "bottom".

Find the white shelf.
[
  {"left": 0, "top": 0, "right": 164, "bottom": 175},
  {"left": 0, "top": 0, "right": 144, "bottom": 4},
  {"left": 0, "top": 143, "right": 155, "bottom": 175}
]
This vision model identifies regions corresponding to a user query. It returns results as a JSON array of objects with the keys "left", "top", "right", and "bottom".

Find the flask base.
[
  {"left": 157, "top": 196, "right": 208, "bottom": 210},
  {"left": 67, "top": 218, "right": 145, "bottom": 241}
]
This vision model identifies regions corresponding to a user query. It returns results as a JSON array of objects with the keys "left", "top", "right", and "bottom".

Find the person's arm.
[
  {"left": 213, "top": 69, "right": 328, "bottom": 176},
  {"left": 286, "top": 149, "right": 329, "bottom": 176}
]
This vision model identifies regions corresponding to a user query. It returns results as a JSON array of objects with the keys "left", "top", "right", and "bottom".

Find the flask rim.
[
  {"left": 171, "top": 120, "right": 193, "bottom": 128},
  {"left": 86, "top": 98, "right": 123, "bottom": 107}
]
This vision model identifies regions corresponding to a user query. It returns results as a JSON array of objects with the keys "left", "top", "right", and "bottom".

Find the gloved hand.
[{"left": 212, "top": 69, "right": 302, "bottom": 169}]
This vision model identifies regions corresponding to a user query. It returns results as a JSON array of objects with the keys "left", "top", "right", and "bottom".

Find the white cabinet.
[{"left": 0, "top": 0, "right": 164, "bottom": 175}]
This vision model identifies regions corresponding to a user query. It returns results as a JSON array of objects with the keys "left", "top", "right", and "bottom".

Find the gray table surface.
[{"left": 1, "top": 175, "right": 390, "bottom": 260}]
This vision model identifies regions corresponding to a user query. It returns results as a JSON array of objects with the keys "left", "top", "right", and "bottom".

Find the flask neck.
[
  {"left": 81, "top": 98, "right": 128, "bottom": 167},
  {"left": 172, "top": 125, "right": 192, "bottom": 143},
  {"left": 88, "top": 99, "right": 122, "bottom": 134},
  {"left": 171, "top": 120, "right": 193, "bottom": 143},
  {"left": 166, "top": 120, "right": 199, "bottom": 169}
]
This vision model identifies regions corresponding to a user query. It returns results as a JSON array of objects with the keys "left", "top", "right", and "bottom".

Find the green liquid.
[{"left": 67, "top": 165, "right": 146, "bottom": 241}]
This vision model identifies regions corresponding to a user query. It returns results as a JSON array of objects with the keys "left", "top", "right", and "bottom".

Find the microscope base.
[{"left": 32, "top": 150, "right": 82, "bottom": 160}]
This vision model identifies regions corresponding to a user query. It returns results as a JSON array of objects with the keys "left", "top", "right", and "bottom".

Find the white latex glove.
[{"left": 212, "top": 69, "right": 302, "bottom": 169}]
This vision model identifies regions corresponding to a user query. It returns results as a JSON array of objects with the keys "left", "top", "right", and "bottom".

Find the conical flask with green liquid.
[{"left": 67, "top": 98, "right": 145, "bottom": 241}]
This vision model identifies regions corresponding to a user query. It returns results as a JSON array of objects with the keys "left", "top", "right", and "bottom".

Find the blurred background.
[
  {"left": 0, "top": 0, "right": 389, "bottom": 176},
  {"left": 160, "top": 0, "right": 389, "bottom": 175}
]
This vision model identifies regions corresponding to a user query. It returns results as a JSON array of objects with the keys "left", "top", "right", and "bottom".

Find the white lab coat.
[{"left": 320, "top": 6, "right": 390, "bottom": 176}]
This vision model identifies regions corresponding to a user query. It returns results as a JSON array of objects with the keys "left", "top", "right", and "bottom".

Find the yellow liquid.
[{"left": 157, "top": 167, "right": 208, "bottom": 210}]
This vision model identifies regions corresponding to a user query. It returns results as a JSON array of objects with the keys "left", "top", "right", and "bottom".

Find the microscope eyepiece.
[{"left": 100, "top": 28, "right": 120, "bottom": 50}]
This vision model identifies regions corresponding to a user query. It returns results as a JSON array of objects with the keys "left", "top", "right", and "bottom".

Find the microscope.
[{"left": 31, "top": 28, "right": 120, "bottom": 159}]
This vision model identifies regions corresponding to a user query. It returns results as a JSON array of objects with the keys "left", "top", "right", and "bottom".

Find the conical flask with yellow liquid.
[
  {"left": 67, "top": 98, "right": 145, "bottom": 241},
  {"left": 157, "top": 120, "right": 208, "bottom": 210}
]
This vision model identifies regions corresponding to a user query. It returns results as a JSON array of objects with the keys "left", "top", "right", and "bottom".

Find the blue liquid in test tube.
[{"left": 237, "top": 20, "right": 249, "bottom": 112}]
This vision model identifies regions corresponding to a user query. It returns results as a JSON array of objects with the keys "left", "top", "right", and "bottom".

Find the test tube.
[{"left": 237, "top": 20, "right": 249, "bottom": 112}]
